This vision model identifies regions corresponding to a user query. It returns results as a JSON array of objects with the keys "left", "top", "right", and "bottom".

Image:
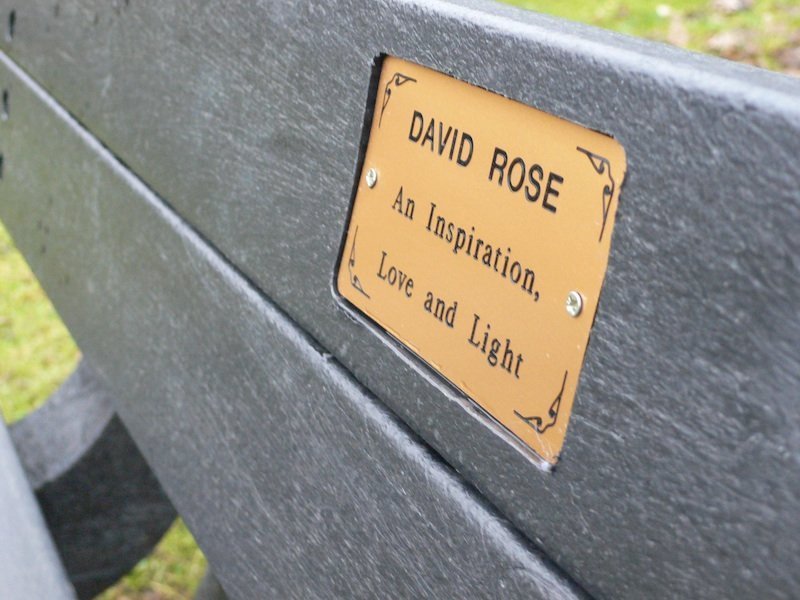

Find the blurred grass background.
[
  {"left": 508, "top": 0, "right": 800, "bottom": 73},
  {"left": 1, "top": 0, "right": 797, "bottom": 598}
]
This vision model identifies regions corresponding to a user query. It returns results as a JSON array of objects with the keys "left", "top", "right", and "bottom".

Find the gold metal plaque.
[{"left": 337, "top": 57, "right": 626, "bottom": 464}]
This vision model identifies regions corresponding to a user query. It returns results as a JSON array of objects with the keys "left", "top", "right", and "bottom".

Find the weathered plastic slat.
[{"left": 0, "top": 420, "right": 76, "bottom": 599}]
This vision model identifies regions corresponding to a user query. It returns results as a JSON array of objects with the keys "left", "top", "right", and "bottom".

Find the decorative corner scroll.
[
  {"left": 347, "top": 226, "right": 370, "bottom": 299},
  {"left": 577, "top": 146, "right": 616, "bottom": 243},
  {"left": 379, "top": 72, "right": 417, "bottom": 127},
  {"left": 514, "top": 371, "right": 567, "bottom": 435}
]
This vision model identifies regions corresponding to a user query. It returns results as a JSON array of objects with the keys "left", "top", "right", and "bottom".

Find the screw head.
[
  {"left": 365, "top": 168, "right": 378, "bottom": 188},
  {"left": 565, "top": 291, "right": 584, "bottom": 318}
]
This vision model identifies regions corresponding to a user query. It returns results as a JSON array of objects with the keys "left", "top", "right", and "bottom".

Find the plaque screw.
[
  {"left": 365, "top": 167, "right": 378, "bottom": 188},
  {"left": 565, "top": 291, "right": 583, "bottom": 318}
]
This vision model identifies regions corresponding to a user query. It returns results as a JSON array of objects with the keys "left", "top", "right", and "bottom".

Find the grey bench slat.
[
  {"left": 0, "top": 420, "right": 76, "bottom": 600},
  {"left": 0, "top": 51, "right": 585, "bottom": 600}
]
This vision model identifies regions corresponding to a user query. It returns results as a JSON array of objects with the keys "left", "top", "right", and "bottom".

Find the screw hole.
[
  {"left": 2, "top": 90, "right": 9, "bottom": 120},
  {"left": 7, "top": 10, "right": 15, "bottom": 41}
]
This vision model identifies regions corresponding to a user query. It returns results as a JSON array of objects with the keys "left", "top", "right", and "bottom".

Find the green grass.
[
  {"left": 0, "top": 223, "right": 80, "bottom": 423},
  {"left": 0, "top": 2, "right": 797, "bottom": 598},
  {"left": 97, "top": 520, "right": 207, "bottom": 600},
  {"left": 506, "top": 0, "right": 800, "bottom": 73}
]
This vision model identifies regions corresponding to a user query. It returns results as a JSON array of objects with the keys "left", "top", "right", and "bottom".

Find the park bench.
[{"left": 1, "top": 0, "right": 799, "bottom": 598}]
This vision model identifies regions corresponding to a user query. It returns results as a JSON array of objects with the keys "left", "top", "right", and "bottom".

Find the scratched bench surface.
[
  {"left": 0, "top": 1, "right": 799, "bottom": 599},
  {"left": 0, "top": 51, "right": 585, "bottom": 600}
]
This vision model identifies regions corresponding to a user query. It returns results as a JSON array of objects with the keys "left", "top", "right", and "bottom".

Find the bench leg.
[{"left": 9, "top": 360, "right": 176, "bottom": 599}]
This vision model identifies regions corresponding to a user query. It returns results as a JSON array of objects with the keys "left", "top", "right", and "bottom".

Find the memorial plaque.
[{"left": 337, "top": 57, "right": 627, "bottom": 464}]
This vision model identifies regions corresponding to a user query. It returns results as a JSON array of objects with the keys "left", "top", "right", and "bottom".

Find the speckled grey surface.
[
  {"left": 0, "top": 51, "right": 584, "bottom": 600},
  {"left": 0, "top": 1, "right": 798, "bottom": 598},
  {"left": 10, "top": 363, "right": 176, "bottom": 599},
  {"left": 0, "top": 421, "right": 76, "bottom": 599}
]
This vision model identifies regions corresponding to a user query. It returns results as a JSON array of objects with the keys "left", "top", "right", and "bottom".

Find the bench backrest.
[{"left": 1, "top": 1, "right": 799, "bottom": 598}]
